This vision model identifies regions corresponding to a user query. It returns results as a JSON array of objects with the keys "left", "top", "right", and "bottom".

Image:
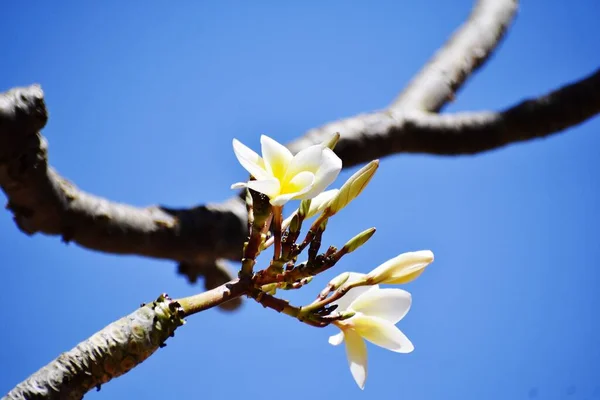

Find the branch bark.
[
  {"left": 0, "top": 91, "right": 246, "bottom": 262},
  {"left": 2, "top": 294, "right": 186, "bottom": 400},
  {"left": 0, "top": 87, "right": 246, "bottom": 291},
  {"left": 391, "top": 0, "right": 518, "bottom": 111},
  {"left": 289, "top": 68, "right": 600, "bottom": 164},
  {"left": 3, "top": 280, "right": 248, "bottom": 400}
]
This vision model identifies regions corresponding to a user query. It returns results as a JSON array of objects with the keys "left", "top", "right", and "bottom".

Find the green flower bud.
[
  {"left": 342, "top": 228, "right": 376, "bottom": 253},
  {"left": 327, "top": 160, "right": 379, "bottom": 215}
]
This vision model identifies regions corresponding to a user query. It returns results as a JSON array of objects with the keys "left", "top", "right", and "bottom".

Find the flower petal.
[
  {"left": 352, "top": 315, "right": 414, "bottom": 353},
  {"left": 281, "top": 189, "right": 339, "bottom": 227},
  {"left": 285, "top": 171, "right": 315, "bottom": 195},
  {"left": 344, "top": 329, "right": 368, "bottom": 390},
  {"left": 260, "top": 135, "right": 293, "bottom": 179},
  {"left": 306, "top": 189, "right": 339, "bottom": 218},
  {"left": 349, "top": 288, "right": 412, "bottom": 324},
  {"left": 328, "top": 331, "right": 344, "bottom": 346},
  {"left": 331, "top": 273, "right": 376, "bottom": 312},
  {"left": 301, "top": 148, "right": 342, "bottom": 199},
  {"left": 246, "top": 178, "right": 280, "bottom": 198},
  {"left": 230, "top": 182, "right": 248, "bottom": 190},
  {"left": 270, "top": 171, "right": 316, "bottom": 206},
  {"left": 232, "top": 139, "right": 269, "bottom": 180},
  {"left": 270, "top": 193, "right": 298, "bottom": 206},
  {"left": 284, "top": 144, "right": 324, "bottom": 181}
]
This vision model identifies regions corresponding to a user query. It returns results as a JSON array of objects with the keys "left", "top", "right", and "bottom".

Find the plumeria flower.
[
  {"left": 231, "top": 135, "right": 342, "bottom": 206},
  {"left": 367, "top": 250, "right": 434, "bottom": 285},
  {"left": 329, "top": 273, "right": 413, "bottom": 389}
]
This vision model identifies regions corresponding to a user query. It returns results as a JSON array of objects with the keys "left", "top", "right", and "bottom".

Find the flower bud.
[
  {"left": 298, "top": 198, "right": 312, "bottom": 219},
  {"left": 261, "top": 283, "right": 278, "bottom": 295},
  {"left": 366, "top": 250, "right": 434, "bottom": 284},
  {"left": 324, "top": 132, "right": 341, "bottom": 150},
  {"left": 329, "top": 272, "right": 351, "bottom": 290},
  {"left": 289, "top": 213, "right": 301, "bottom": 233},
  {"left": 342, "top": 228, "right": 376, "bottom": 254},
  {"left": 327, "top": 160, "right": 379, "bottom": 215}
]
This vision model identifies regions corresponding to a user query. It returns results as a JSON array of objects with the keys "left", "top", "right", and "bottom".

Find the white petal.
[
  {"left": 344, "top": 329, "right": 368, "bottom": 390},
  {"left": 331, "top": 273, "right": 376, "bottom": 312},
  {"left": 246, "top": 178, "right": 280, "bottom": 198},
  {"left": 286, "top": 171, "right": 315, "bottom": 195},
  {"left": 270, "top": 193, "right": 297, "bottom": 206},
  {"left": 281, "top": 188, "right": 338, "bottom": 226},
  {"left": 306, "top": 189, "right": 339, "bottom": 218},
  {"left": 352, "top": 315, "right": 414, "bottom": 353},
  {"left": 230, "top": 182, "right": 248, "bottom": 189},
  {"left": 270, "top": 171, "right": 315, "bottom": 206},
  {"left": 232, "top": 139, "right": 269, "bottom": 180},
  {"left": 349, "top": 288, "right": 412, "bottom": 324},
  {"left": 260, "top": 135, "right": 293, "bottom": 179},
  {"left": 284, "top": 144, "right": 323, "bottom": 181},
  {"left": 301, "top": 148, "right": 342, "bottom": 199},
  {"left": 328, "top": 331, "right": 344, "bottom": 346}
]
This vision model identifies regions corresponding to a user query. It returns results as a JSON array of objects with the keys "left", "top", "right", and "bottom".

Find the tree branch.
[
  {"left": 289, "top": 68, "right": 600, "bottom": 164},
  {"left": 391, "top": 0, "right": 518, "bottom": 111},
  {"left": 2, "top": 293, "right": 186, "bottom": 400},
  {"left": 3, "top": 279, "right": 249, "bottom": 400},
  {"left": 0, "top": 86, "right": 246, "bottom": 289}
]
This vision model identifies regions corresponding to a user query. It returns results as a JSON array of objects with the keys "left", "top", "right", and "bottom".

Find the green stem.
[
  {"left": 248, "top": 288, "right": 328, "bottom": 328},
  {"left": 301, "top": 281, "right": 363, "bottom": 315},
  {"left": 178, "top": 279, "right": 249, "bottom": 317}
]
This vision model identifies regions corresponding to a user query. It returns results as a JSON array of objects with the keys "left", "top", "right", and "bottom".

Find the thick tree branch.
[
  {"left": 3, "top": 293, "right": 186, "bottom": 400},
  {"left": 391, "top": 0, "right": 518, "bottom": 111},
  {"left": 3, "top": 280, "right": 249, "bottom": 400},
  {"left": 290, "top": 68, "right": 600, "bottom": 164},
  {"left": 0, "top": 86, "right": 246, "bottom": 289}
]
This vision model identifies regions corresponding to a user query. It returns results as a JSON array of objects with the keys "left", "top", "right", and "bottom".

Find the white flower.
[
  {"left": 231, "top": 135, "right": 342, "bottom": 206},
  {"left": 366, "top": 250, "right": 434, "bottom": 285},
  {"left": 328, "top": 273, "right": 413, "bottom": 390}
]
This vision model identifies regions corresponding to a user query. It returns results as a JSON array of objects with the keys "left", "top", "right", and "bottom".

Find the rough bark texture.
[
  {"left": 0, "top": 86, "right": 246, "bottom": 291},
  {"left": 2, "top": 294, "right": 185, "bottom": 400},
  {"left": 391, "top": 0, "right": 518, "bottom": 111},
  {"left": 289, "top": 68, "right": 600, "bottom": 164}
]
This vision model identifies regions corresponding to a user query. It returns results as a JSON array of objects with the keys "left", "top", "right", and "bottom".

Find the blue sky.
[{"left": 1, "top": 1, "right": 599, "bottom": 399}]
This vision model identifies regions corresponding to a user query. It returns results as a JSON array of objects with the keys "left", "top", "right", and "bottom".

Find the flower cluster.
[
  {"left": 231, "top": 134, "right": 434, "bottom": 390},
  {"left": 328, "top": 250, "right": 434, "bottom": 389}
]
